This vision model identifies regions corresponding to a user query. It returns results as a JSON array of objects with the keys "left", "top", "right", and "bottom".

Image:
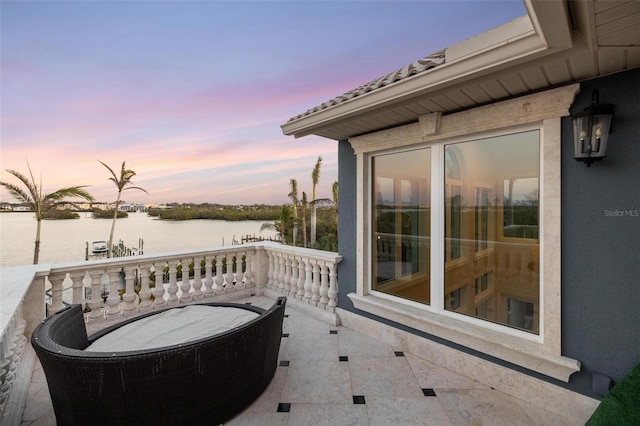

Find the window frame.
[{"left": 348, "top": 85, "right": 579, "bottom": 382}]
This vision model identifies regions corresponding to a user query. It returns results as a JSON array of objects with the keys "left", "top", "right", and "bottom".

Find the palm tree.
[
  {"left": 310, "top": 156, "right": 322, "bottom": 245},
  {"left": 0, "top": 162, "right": 94, "bottom": 264},
  {"left": 288, "top": 178, "right": 299, "bottom": 246},
  {"left": 260, "top": 205, "right": 293, "bottom": 245},
  {"left": 99, "top": 161, "right": 149, "bottom": 257},
  {"left": 300, "top": 192, "right": 308, "bottom": 248}
]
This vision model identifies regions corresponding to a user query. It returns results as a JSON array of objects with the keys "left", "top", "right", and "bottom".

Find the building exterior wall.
[
  {"left": 337, "top": 67, "right": 639, "bottom": 398},
  {"left": 561, "top": 67, "right": 640, "bottom": 396}
]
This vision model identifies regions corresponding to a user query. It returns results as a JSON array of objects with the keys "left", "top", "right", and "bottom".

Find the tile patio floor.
[{"left": 20, "top": 296, "right": 576, "bottom": 425}]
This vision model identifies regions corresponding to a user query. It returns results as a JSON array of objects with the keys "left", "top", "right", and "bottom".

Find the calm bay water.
[{"left": 0, "top": 212, "right": 276, "bottom": 267}]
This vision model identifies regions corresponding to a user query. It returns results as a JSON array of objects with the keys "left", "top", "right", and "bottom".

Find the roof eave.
[{"left": 282, "top": 2, "right": 575, "bottom": 140}]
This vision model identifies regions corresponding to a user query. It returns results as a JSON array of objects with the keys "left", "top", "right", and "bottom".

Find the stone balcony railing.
[{"left": 0, "top": 241, "right": 341, "bottom": 424}]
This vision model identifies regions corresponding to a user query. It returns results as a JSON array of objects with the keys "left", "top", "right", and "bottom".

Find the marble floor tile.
[
  {"left": 405, "top": 353, "right": 491, "bottom": 390},
  {"left": 349, "top": 355, "right": 424, "bottom": 397},
  {"left": 281, "top": 360, "right": 353, "bottom": 404},
  {"left": 365, "top": 395, "right": 453, "bottom": 426},
  {"left": 338, "top": 330, "right": 397, "bottom": 357},
  {"left": 436, "top": 389, "right": 537, "bottom": 426},
  {"left": 20, "top": 295, "right": 581, "bottom": 426},
  {"left": 287, "top": 403, "right": 369, "bottom": 426}
]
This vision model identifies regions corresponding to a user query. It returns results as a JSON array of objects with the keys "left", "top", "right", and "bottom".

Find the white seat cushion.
[{"left": 85, "top": 305, "right": 259, "bottom": 352}]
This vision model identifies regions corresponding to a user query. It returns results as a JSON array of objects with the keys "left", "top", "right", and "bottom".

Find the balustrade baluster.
[
  {"left": 179, "top": 259, "right": 193, "bottom": 303},
  {"left": 167, "top": 261, "right": 179, "bottom": 305},
  {"left": 87, "top": 270, "right": 104, "bottom": 320},
  {"left": 152, "top": 263, "right": 167, "bottom": 308},
  {"left": 303, "top": 258, "right": 313, "bottom": 302},
  {"left": 70, "top": 271, "right": 85, "bottom": 305},
  {"left": 48, "top": 274, "right": 65, "bottom": 314},
  {"left": 296, "top": 257, "right": 305, "bottom": 299},
  {"left": 105, "top": 268, "right": 122, "bottom": 316},
  {"left": 266, "top": 252, "right": 274, "bottom": 288},
  {"left": 290, "top": 256, "right": 298, "bottom": 297},
  {"left": 138, "top": 263, "right": 152, "bottom": 311},
  {"left": 283, "top": 255, "right": 292, "bottom": 294},
  {"left": 122, "top": 265, "right": 137, "bottom": 314},
  {"left": 328, "top": 262, "right": 338, "bottom": 310},
  {"left": 311, "top": 261, "right": 321, "bottom": 305},
  {"left": 271, "top": 253, "right": 280, "bottom": 290},
  {"left": 192, "top": 256, "right": 204, "bottom": 300},
  {"left": 203, "top": 256, "right": 214, "bottom": 298},
  {"left": 278, "top": 254, "right": 286, "bottom": 293},
  {"left": 244, "top": 251, "right": 254, "bottom": 289},
  {"left": 319, "top": 262, "right": 329, "bottom": 308},
  {"left": 234, "top": 253, "right": 245, "bottom": 291},
  {"left": 215, "top": 255, "right": 225, "bottom": 295},
  {"left": 223, "top": 255, "right": 235, "bottom": 292}
]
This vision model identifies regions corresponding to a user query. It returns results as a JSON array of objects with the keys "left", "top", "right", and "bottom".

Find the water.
[{"left": 0, "top": 212, "right": 276, "bottom": 267}]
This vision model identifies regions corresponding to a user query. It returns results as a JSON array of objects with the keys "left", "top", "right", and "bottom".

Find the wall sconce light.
[{"left": 572, "top": 90, "right": 614, "bottom": 167}]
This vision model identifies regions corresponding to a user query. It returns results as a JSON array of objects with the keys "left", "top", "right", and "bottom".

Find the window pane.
[
  {"left": 372, "top": 148, "right": 430, "bottom": 305},
  {"left": 444, "top": 131, "right": 539, "bottom": 333}
]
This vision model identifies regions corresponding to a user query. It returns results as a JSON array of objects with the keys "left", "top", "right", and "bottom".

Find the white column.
[
  {"left": 234, "top": 253, "right": 245, "bottom": 291},
  {"left": 328, "top": 262, "right": 338, "bottom": 310},
  {"left": 167, "top": 260, "right": 179, "bottom": 305},
  {"left": 152, "top": 263, "right": 167, "bottom": 309},
  {"left": 319, "top": 261, "right": 329, "bottom": 308},
  {"left": 215, "top": 254, "right": 225, "bottom": 295},
  {"left": 138, "top": 263, "right": 153, "bottom": 311},
  {"left": 203, "top": 256, "right": 215, "bottom": 298},
  {"left": 283, "top": 255, "right": 291, "bottom": 294},
  {"left": 192, "top": 256, "right": 204, "bottom": 300},
  {"left": 105, "top": 268, "right": 122, "bottom": 316},
  {"left": 70, "top": 271, "right": 85, "bottom": 305},
  {"left": 122, "top": 265, "right": 138, "bottom": 314},
  {"left": 48, "top": 274, "right": 65, "bottom": 315},
  {"left": 304, "top": 259, "right": 313, "bottom": 303},
  {"left": 179, "top": 259, "right": 192, "bottom": 303},
  {"left": 87, "top": 270, "right": 104, "bottom": 320},
  {"left": 311, "top": 261, "right": 321, "bottom": 305},
  {"left": 266, "top": 252, "right": 274, "bottom": 288},
  {"left": 244, "top": 251, "right": 253, "bottom": 289},
  {"left": 296, "top": 257, "right": 306, "bottom": 299},
  {"left": 290, "top": 256, "right": 299, "bottom": 297}
]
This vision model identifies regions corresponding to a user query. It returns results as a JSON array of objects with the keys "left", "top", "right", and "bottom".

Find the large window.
[
  {"left": 444, "top": 131, "right": 539, "bottom": 333},
  {"left": 372, "top": 148, "right": 430, "bottom": 304},
  {"left": 370, "top": 130, "right": 540, "bottom": 334}
]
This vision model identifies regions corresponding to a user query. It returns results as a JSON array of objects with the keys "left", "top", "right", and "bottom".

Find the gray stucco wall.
[
  {"left": 336, "top": 67, "right": 640, "bottom": 398},
  {"left": 561, "top": 67, "right": 640, "bottom": 396},
  {"left": 337, "top": 140, "right": 357, "bottom": 311}
]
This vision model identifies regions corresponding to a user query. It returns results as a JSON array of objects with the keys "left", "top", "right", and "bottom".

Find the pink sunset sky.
[{"left": 1, "top": 1, "right": 526, "bottom": 205}]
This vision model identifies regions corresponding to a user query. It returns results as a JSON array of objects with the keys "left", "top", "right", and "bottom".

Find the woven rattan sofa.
[{"left": 31, "top": 297, "right": 286, "bottom": 426}]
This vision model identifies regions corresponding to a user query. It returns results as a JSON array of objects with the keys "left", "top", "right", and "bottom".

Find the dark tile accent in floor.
[
  {"left": 277, "top": 403, "right": 291, "bottom": 413},
  {"left": 282, "top": 333, "right": 290, "bottom": 338},
  {"left": 353, "top": 395, "right": 366, "bottom": 405},
  {"left": 339, "top": 356, "right": 349, "bottom": 362},
  {"left": 422, "top": 388, "right": 437, "bottom": 397},
  {"left": 279, "top": 360, "right": 290, "bottom": 367},
  {"left": 394, "top": 351, "right": 405, "bottom": 357},
  {"left": 330, "top": 330, "right": 338, "bottom": 334},
  {"left": 284, "top": 314, "right": 289, "bottom": 317}
]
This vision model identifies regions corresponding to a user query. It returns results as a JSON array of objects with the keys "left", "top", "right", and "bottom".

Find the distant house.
[
  {"left": 283, "top": 0, "right": 639, "bottom": 416},
  {"left": 12, "top": 205, "right": 31, "bottom": 212}
]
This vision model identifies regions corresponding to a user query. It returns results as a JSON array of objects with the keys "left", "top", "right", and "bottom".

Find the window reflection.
[
  {"left": 372, "top": 148, "right": 430, "bottom": 304},
  {"left": 445, "top": 131, "right": 540, "bottom": 333}
]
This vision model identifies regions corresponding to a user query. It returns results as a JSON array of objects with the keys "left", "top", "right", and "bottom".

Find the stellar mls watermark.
[{"left": 603, "top": 209, "right": 639, "bottom": 217}]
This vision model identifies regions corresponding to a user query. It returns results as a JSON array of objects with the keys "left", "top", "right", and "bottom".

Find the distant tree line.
[{"left": 148, "top": 204, "right": 282, "bottom": 221}]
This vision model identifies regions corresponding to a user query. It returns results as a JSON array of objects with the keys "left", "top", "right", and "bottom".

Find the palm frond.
[
  {"left": 123, "top": 186, "right": 150, "bottom": 195},
  {"left": 98, "top": 160, "right": 119, "bottom": 182},
  {"left": 44, "top": 186, "right": 95, "bottom": 202}
]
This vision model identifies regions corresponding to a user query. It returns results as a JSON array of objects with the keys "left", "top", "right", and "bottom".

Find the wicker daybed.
[{"left": 31, "top": 297, "right": 286, "bottom": 426}]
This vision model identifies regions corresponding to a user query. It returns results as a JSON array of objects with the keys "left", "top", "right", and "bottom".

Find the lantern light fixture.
[{"left": 572, "top": 90, "right": 614, "bottom": 167}]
